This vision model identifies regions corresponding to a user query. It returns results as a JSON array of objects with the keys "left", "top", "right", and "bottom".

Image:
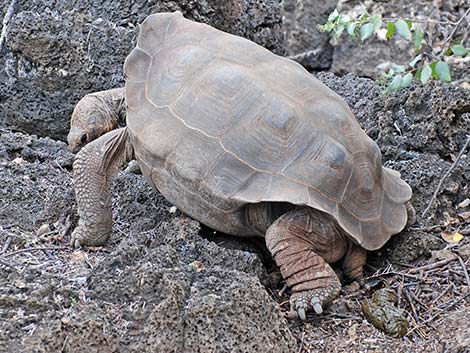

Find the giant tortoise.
[{"left": 68, "top": 11, "right": 413, "bottom": 319}]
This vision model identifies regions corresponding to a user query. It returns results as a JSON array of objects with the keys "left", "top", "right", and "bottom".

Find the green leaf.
[
  {"left": 409, "top": 54, "right": 422, "bottom": 68},
  {"left": 318, "top": 21, "right": 334, "bottom": 32},
  {"left": 420, "top": 64, "right": 432, "bottom": 84},
  {"left": 338, "top": 14, "right": 351, "bottom": 25},
  {"left": 414, "top": 26, "right": 423, "bottom": 51},
  {"left": 332, "top": 25, "right": 345, "bottom": 44},
  {"left": 395, "top": 20, "right": 412, "bottom": 41},
  {"left": 386, "top": 21, "right": 395, "bottom": 39},
  {"left": 391, "top": 64, "right": 405, "bottom": 73},
  {"left": 404, "top": 19, "right": 412, "bottom": 29},
  {"left": 328, "top": 9, "right": 339, "bottom": 22},
  {"left": 359, "top": 12, "right": 370, "bottom": 22},
  {"left": 347, "top": 23, "right": 356, "bottom": 36},
  {"left": 401, "top": 72, "right": 413, "bottom": 88},
  {"left": 451, "top": 44, "right": 467, "bottom": 57},
  {"left": 387, "top": 75, "right": 403, "bottom": 92},
  {"left": 435, "top": 61, "right": 451, "bottom": 82},
  {"left": 360, "top": 23, "right": 375, "bottom": 41},
  {"left": 415, "top": 68, "right": 422, "bottom": 81},
  {"left": 370, "top": 14, "right": 383, "bottom": 31}
]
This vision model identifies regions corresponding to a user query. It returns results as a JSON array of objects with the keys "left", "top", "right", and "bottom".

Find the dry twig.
[
  {"left": 421, "top": 135, "right": 470, "bottom": 219},
  {"left": 407, "top": 257, "right": 457, "bottom": 274},
  {"left": 441, "top": 7, "right": 470, "bottom": 46},
  {"left": 457, "top": 256, "right": 470, "bottom": 288},
  {"left": 1, "top": 246, "right": 69, "bottom": 258},
  {"left": 1, "top": 236, "right": 12, "bottom": 254}
]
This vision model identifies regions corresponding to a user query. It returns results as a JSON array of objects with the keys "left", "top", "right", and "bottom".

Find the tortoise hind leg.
[
  {"left": 265, "top": 208, "right": 349, "bottom": 319},
  {"left": 71, "top": 127, "right": 134, "bottom": 248},
  {"left": 342, "top": 243, "right": 367, "bottom": 281}
]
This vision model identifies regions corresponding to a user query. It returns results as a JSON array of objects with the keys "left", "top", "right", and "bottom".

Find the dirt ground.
[{"left": 0, "top": 69, "right": 469, "bottom": 352}]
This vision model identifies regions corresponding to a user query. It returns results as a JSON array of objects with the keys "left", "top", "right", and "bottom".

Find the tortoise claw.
[
  {"left": 295, "top": 301, "right": 307, "bottom": 320},
  {"left": 311, "top": 296, "right": 323, "bottom": 314},
  {"left": 71, "top": 238, "right": 81, "bottom": 249}
]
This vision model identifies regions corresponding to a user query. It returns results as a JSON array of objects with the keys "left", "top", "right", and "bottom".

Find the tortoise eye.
[{"left": 80, "top": 133, "right": 88, "bottom": 144}]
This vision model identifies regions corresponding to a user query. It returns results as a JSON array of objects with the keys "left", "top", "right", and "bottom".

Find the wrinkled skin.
[{"left": 67, "top": 87, "right": 126, "bottom": 153}]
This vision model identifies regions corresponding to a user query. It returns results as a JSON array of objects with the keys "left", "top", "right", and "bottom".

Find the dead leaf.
[
  {"left": 70, "top": 250, "right": 87, "bottom": 264},
  {"left": 458, "top": 211, "right": 470, "bottom": 221},
  {"left": 444, "top": 216, "right": 460, "bottom": 226},
  {"left": 347, "top": 323, "right": 358, "bottom": 338},
  {"left": 441, "top": 230, "right": 464, "bottom": 244},
  {"left": 457, "top": 198, "right": 470, "bottom": 208}
]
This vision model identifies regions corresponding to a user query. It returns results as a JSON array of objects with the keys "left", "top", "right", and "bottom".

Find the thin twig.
[
  {"left": 0, "top": 0, "right": 17, "bottom": 53},
  {"left": 457, "top": 256, "right": 470, "bottom": 288},
  {"left": 1, "top": 236, "right": 11, "bottom": 254},
  {"left": 442, "top": 7, "right": 470, "bottom": 46},
  {"left": 421, "top": 135, "right": 470, "bottom": 219},
  {"left": 430, "top": 284, "right": 452, "bottom": 304},
  {"left": 403, "top": 287, "right": 420, "bottom": 323},
  {"left": 1, "top": 246, "right": 69, "bottom": 258},
  {"left": 407, "top": 293, "right": 470, "bottom": 335},
  {"left": 382, "top": 17, "right": 458, "bottom": 26},
  {"left": 407, "top": 257, "right": 456, "bottom": 274}
]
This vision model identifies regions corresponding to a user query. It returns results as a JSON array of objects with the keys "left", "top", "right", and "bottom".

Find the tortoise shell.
[{"left": 123, "top": 12, "right": 412, "bottom": 250}]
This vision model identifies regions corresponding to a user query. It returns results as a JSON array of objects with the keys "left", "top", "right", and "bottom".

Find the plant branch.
[
  {"left": 382, "top": 17, "right": 458, "bottom": 26},
  {"left": 442, "top": 7, "right": 470, "bottom": 46},
  {"left": 1, "top": 246, "right": 69, "bottom": 258},
  {"left": 421, "top": 135, "right": 470, "bottom": 219}
]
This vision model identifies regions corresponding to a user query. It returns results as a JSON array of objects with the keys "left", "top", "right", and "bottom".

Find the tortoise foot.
[
  {"left": 290, "top": 276, "right": 342, "bottom": 320},
  {"left": 70, "top": 221, "right": 110, "bottom": 248}
]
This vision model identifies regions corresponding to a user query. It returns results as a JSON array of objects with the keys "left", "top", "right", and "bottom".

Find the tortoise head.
[{"left": 67, "top": 93, "right": 119, "bottom": 153}]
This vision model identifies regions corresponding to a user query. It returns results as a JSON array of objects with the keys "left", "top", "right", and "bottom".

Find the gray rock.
[
  {"left": 0, "top": 128, "right": 296, "bottom": 353},
  {"left": 282, "top": 0, "right": 335, "bottom": 70},
  {"left": 0, "top": 0, "right": 285, "bottom": 141},
  {"left": 0, "top": 129, "right": 75, "bottom": 231}
]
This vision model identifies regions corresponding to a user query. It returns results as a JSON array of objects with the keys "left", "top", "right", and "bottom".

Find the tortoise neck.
[
  {"left": 109, "top": 87, "right": 127, "bottom": 125},
  {"left": 88, "top": 87, "right": 126, "bottom": 129}
]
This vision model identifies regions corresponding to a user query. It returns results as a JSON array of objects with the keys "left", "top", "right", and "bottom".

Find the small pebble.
[
  {"left": 12, "top": 157, "right": 25, "bottom": 164},
  {"left": 36, "top": 223, "right": 51, "bottom": 236}
]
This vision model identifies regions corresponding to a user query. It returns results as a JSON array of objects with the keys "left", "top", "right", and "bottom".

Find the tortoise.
[{"left": 69, "top": 11, "right": 414, "bottom": 319}]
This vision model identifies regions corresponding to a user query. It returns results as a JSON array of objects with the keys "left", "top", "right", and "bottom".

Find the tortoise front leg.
[
  {"left": 71, "top": 127, "right": 134, "bottom": 248},
  {"left": 265, "top": 208, "right": 349, "bottom": 319}
]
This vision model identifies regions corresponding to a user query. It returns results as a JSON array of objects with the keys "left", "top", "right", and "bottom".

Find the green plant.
[{"left": 318, "top": 8, "right": 469, "bottom": 93}]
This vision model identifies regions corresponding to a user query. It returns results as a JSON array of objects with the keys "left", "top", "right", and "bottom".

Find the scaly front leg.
[
  {"left": 265, "top": 208, "right": 349, "bottom": 319},
  {"left": 71, "top": 127, "right": 134, "bottom": 247}
]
